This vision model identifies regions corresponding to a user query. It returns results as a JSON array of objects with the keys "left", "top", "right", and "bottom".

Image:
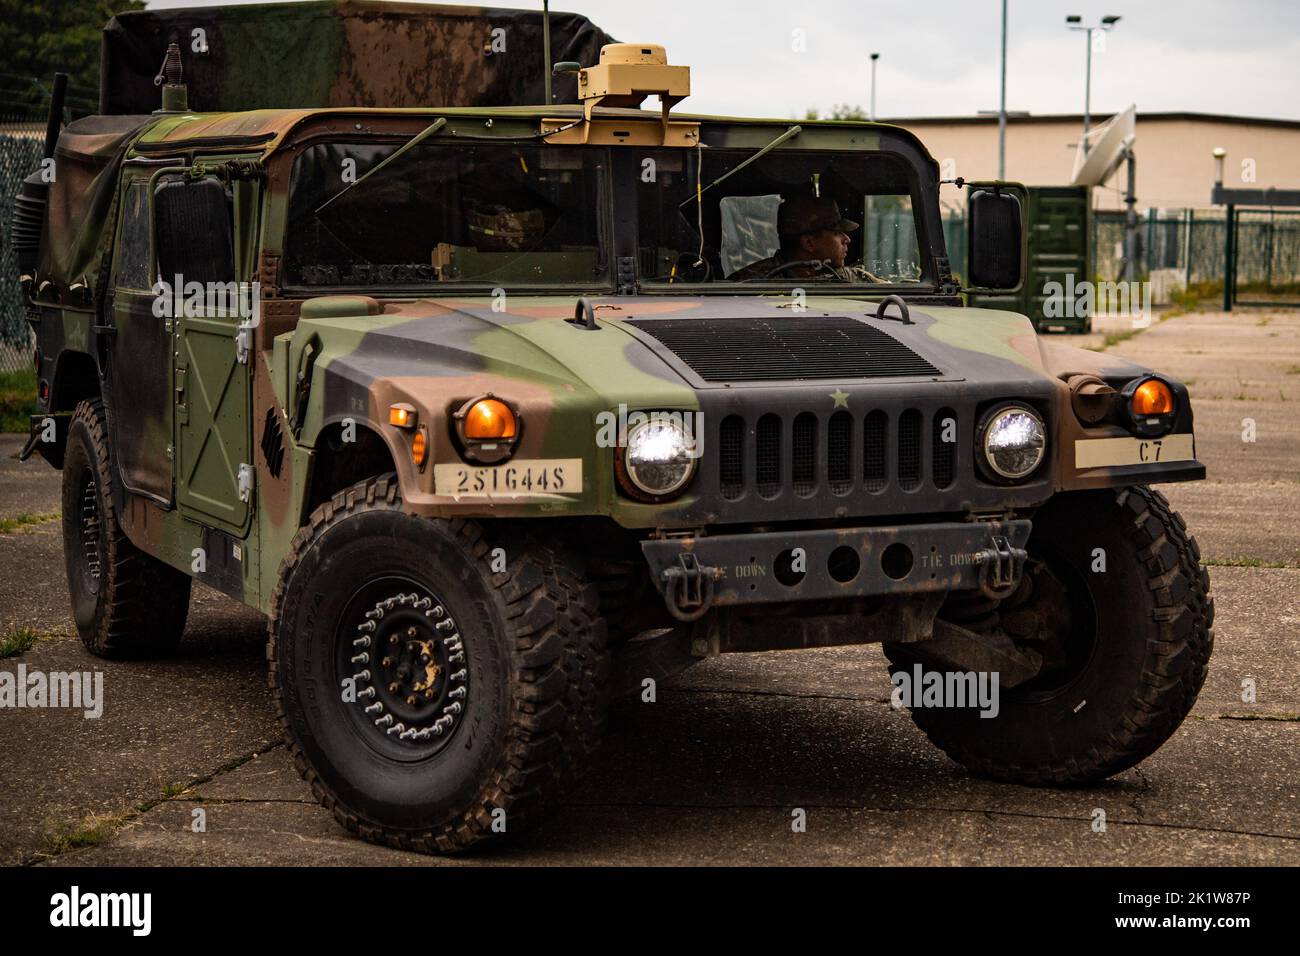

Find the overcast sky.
[{"left": 145, "top": 0, "right": 1300, "bottom": 121}]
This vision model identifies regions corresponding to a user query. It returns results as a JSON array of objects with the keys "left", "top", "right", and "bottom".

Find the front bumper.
[{"left": 641, "top": 518, "right": 1032, "bottom": 620}]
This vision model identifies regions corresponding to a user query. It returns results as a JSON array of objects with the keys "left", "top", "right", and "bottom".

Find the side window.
[
  {"left": 115, "top": 181, "right": 152, "bottom": 291},
  {"left": 155, "top": 177, "right": 236, "bottom": 288}
]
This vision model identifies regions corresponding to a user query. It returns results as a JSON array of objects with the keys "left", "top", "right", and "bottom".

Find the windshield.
[
  {"left": 637, "top": 148, "right": 925, "bottom": 286},
  {"left": 283, "top": 142, "right": 607, "bottom": 289}
]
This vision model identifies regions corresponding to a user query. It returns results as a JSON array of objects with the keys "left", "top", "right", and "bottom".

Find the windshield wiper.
[
  {"left": 677, "top": 124, "right": 802, "bottom": 210},
  {"left": 314, "top": 116, "right": 447, "bottom": 216}
]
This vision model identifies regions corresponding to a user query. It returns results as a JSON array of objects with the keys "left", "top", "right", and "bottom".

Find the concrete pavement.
[{"left": 2, "top": 308, "right": 1296, "bottom": 866}]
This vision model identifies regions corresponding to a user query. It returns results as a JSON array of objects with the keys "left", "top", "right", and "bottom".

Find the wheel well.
[
  {"left": 304, "top": 422, "right": 398, "bottom": 521},
  {"left": 50, "top": 350, "right": 101, "bottom": 413},
  {"left": 33, "top": 351, "right": 101, "bottom": 469}
]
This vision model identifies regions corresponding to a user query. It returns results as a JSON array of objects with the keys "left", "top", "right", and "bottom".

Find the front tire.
[
  {"left": 267, "top": 476, "right": 608, "bottom": 852},
  {"left": 62, "top": 399, "right": 191, "bottom": 658},
  {"left": 885, "top": 485, "right": 1214, "bottom": 785}
]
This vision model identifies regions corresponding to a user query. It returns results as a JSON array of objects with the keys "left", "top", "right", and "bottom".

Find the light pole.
[
  {"left": 1065, "top": 14, "right": 1120, "bottom": 155},
  {"left": 868, "top": 52, "right": 880, "bottom": 121},
  {"left": 979, "top": 109, "right": 1029, "bottom": 179},
  {"left": 542, "top": 0, "right": 552, "bottom": 105},
  {"left": 998, "top": 0, "right": 1007, "bottom": 179}
]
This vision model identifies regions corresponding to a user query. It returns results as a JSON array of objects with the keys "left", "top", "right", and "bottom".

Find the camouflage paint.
[{"left": 25, "top": 100, "right": 1203, "bottom": 618}]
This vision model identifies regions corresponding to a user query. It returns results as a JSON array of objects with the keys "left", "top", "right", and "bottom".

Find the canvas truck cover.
[
  {"left": 39, "top": 114, "right": 153, "bottom": 295},
  {"left": 100, "top": 0, "right": 616, "bottom": 114}
]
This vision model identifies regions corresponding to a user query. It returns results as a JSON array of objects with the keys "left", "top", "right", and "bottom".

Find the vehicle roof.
[{"left": 129, "top": 104, "right": 936, "bottom": 163}]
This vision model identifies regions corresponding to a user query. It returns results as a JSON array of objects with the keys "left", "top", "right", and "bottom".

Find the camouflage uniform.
[
  {"left": 728, "top": 255, "right": 883, "bottom": 282},
  {"left": 728, "top": 196, "right": 884, "bottom": 282}
]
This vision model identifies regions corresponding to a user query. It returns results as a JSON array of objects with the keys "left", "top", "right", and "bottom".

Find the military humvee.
[{"left": 15, "top": 25, "right": 1212, "bottom": 852}]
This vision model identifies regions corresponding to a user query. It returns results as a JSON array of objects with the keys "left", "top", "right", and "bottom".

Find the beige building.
[{"left": 886, "top": 112, "right": 1300, "bottom": 214}]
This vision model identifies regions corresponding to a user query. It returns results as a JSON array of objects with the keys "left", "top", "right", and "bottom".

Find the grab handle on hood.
[
  {"left": 570, "top": 297, "right": 599, "bottom": 331},
  {"left": 875, "top": 295, "right": 912, "bottom": 325}
]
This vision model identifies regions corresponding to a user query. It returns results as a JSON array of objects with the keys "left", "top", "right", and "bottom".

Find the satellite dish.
[{"left": 1071, "top": 104, "right": 1136, "bottom": 186}]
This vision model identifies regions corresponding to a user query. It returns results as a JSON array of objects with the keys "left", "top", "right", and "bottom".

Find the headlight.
[
  {"left": 980, "top": 405, "right": 1046, "bottom": 481},
  {"left": 620, "top": 417, "right": 698, "bottom": 499}
]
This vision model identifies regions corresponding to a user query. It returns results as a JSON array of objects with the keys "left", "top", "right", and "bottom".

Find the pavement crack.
[
  {"left": 1192, "top": 713, "right": 1300, "bottom": 722},
  {"left": 180, "top": 797, "right": 315, "bottom": 807},
  {"left": 20, "top": 738, "right": 286, "bottom": 866}
]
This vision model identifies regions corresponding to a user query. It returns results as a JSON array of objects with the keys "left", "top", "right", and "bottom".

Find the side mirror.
[
  {"left": 154, "top": 177, "right": 235, "bottom": 287},
  {"left": 966, "top": 184, "right": 1026, "bottom": 293}
]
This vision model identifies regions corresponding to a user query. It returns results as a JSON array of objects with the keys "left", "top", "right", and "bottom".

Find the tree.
[
  {"left": 804, "top": 104, "right": 870, "bottom": 121},
  {"left": 0, "top": 0, "right": 146, "bottom": 116}
]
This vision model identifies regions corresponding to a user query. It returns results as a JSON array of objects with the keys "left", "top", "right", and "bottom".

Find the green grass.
[
  {"left": 1161, "top": 280, "right": 1223, "bottom": 318},
  {"left": 0, "top": 512, "right": 59, "bottom": 534},
  {"left": 44, "top": 812, "right": 127, "bottom": 856},
  {"left": 1203, "top": 557, "right": 1296, "bottom": 569},
  {"left": 1100, "top": 328, "right": 1142, "bottom": 350},
  {"left": 0, "top": 369, "right": 40, "bottom": 434},
  {"left": 0, "top": 626, "right": 39, "bottom": 658},
  {"left": 160, "top": 782, "right": 193, "bottom": 799}
]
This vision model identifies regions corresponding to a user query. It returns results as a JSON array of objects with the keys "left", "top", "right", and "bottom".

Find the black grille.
[
  {"left": 792, "top": 413, "right": 817, "bottom": 496},
  {"left": 720, "top": 415, "right": 744, "bottom": 500},
  {"left": 898, "top": 409, "right": 922, "bottom": 491},
  {"left": 721, "top": 407, "right": 956, "bottom": 502},
  {"left": 828, "top": 411, "right": 852, "bottom": 494},
  {"left": 864, "top": 410, "right": 887, "bottom": 492},
  {"left": 933, "top": 407, "right": 956, "bottom": 489},
  {"left": 756, "top": 414, "right": 781, "bottom": 498},
  {"left": 627, "top": 317, "right": 940, "bottom": 383}
]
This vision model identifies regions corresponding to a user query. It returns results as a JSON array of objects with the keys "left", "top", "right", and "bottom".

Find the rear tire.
[
  {"left": 62, "top": 399, "right": 191, "bottom": 658},
  {"left": 267, "top": 475, "right": 608, "bottom": 853},
  {"left": 885, "top": 485, "right": 1213, "bottom": 785}
]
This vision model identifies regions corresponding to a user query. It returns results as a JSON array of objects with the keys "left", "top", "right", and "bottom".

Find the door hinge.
[
  {"left": 237, "top": 462, "right": 255, "bottom": 503},
  {"left": 616, "top": 255, "right": 639, "bottom": 295},
  {"left": 236, "top": 320, "right": 256, "bottom": 364}
]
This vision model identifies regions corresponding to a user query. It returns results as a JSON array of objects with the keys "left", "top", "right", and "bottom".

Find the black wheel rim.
[
  {"left": 336, "top": 578, "right": 468, "bottom": 761},
  {"left": 1001, "top": 546, "right": 1099, "bottom": 703}
]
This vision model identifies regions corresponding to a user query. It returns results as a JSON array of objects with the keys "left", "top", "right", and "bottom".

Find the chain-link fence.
[
  {"left": 1, "top": 107, "right": 46, "bottom": 376},
  {"left": 1094, "top": 209, "right": 1300, "bottom": 297},
  {"left": 943, "top": 204, "right": 1300, "bottom": 304}
]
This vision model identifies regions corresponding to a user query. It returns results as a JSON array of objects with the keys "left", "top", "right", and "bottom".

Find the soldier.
[{"left": 728, "top": 196, "right": 884, "bottom": 282}]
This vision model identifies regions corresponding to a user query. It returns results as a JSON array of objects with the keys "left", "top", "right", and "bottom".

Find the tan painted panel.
[
  {"left": 1074, "top": 434, "right": 1195, "bottom": 468},
  {"left": 433, "top": 459, "right": 583, "bottom": 498}
]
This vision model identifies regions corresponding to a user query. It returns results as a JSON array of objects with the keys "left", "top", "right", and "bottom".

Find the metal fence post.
[{"left": 1223, "top": 205, "right": 1235, "bottom": 311}]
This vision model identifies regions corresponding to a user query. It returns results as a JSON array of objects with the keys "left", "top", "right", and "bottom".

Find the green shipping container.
[{"left": 969, "top": 185, "right": 1092, "bottom": 333}]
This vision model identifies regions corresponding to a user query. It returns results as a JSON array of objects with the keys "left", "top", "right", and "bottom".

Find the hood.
[{"left": 285, "top": 293, "right": 1153, "bottom": 425}]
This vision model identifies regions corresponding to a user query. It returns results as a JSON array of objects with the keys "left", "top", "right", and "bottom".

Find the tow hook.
[
  {"left": 661, "top": 552, "right": 725, "bottom": 622},
  {"left": 975, "top": 534, "right": 1027, "bottom": 599}
]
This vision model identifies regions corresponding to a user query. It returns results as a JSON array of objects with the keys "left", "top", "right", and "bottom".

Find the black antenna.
[{"left": 42, "top": 73, "right": 67, "bottom": 159}]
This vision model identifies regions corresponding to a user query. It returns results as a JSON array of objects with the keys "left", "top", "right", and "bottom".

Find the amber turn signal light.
[
  {"left": 462, "top": 398, "right": 517, "bottom": 440},
  {"left": 411, "top": 428, "right": 427, "bottom": 468},
  {"left": 1130, "top": 379, "right": 1174, "bottom": 417},
  {"left": 389, "top": 403, "right": 417, "bottom": 429}
]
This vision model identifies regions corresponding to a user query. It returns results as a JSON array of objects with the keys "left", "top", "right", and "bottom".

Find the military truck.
[{"left": 14, "top": 14, "right": 1212, "bottom": 853}]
